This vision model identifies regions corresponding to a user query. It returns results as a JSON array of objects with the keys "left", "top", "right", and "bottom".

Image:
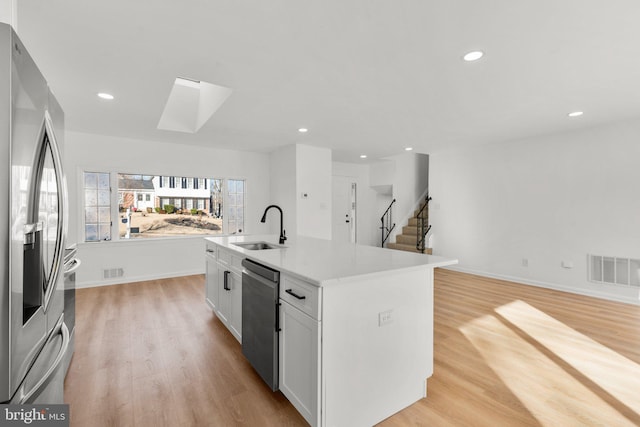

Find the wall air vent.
[
  {"left": 103, "top": 268, "right": 124, "bottom": 279},
  {"left": 588, "top": 255, "right": 640, "bottom": 287}
]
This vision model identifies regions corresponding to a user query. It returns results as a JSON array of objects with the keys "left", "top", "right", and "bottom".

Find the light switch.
[{"left": 378, "top": 310, "right": 393, "bottom": 326}]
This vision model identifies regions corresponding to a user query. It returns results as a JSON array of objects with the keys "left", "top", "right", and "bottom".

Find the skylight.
[{"left": 157, "top": 77, "right": 232, "bottom": 134}]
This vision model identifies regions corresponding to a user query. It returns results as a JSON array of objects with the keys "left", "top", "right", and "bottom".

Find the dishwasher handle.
[{"left": 275, "top": 301, "right": 281, "bottom": 332}]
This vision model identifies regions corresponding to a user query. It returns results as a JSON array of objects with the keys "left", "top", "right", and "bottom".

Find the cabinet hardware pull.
[
  {"left": 285, "top": 289, "right": 306, "bottom": 300},
  {"left": 275, "top": 302, "right": 281, "bottom": 332},
  {"left": 206, "top": 249, "right": 215, "bottom": 253},
  {"left": 223, "top": 270, "right": 231, "bottom": 291}
]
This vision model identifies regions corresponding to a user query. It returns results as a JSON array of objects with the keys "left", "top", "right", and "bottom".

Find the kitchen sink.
[{"left": 232, "top": 241, "right": 286, "bottom": 250}]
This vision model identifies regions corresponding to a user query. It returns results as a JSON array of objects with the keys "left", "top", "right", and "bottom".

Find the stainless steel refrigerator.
[{"left": 1, "top": 23, "right": 74, "bottom": 404}]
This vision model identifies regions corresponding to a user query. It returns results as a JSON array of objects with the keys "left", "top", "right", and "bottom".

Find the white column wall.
[
  {"left": 296, "top": 144, "right": 332, "bottom": 240},
  {"left": 0, "top": 0, "right": 16, "bottom": 29},
  {"left": 269, "top": 144, "right": 332, "bottom": 241}
]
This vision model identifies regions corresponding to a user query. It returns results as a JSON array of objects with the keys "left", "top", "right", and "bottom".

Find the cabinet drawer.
[
  {"left": 280, "top": 275, "right": 321, "bottom": 321},
  {"left": 217, "top": 247, "right": 243, "bottom": 273},
  {"left": 218, "top": 247, "right": 231, "bottom": 265},
  {"left": 205, "top": 242, "right": 217, "bottom": 258}
]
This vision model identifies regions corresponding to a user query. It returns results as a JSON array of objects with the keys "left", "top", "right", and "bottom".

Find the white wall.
[
  {"left": 430, "top": 119, "right": 640, "bottom": 304},
  {"left": 65, "top": 131, "right": 271, "bottom": 287},
  {"left": 332, "top": 162, "right": 378, "bottom": 246},
  {"left": 269, "top": 144, "right": 332, "bottom": 240},
  {"left": 296, "top": 145, "right": 332, "bottom": 240},
  {"left": 269, "top": 144, "right": 298, "bottom": 237},
  {"left": 0, "top": 1, "right": 17, "bottom": 28}
]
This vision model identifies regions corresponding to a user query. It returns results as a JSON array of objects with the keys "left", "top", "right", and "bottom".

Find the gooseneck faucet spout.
[{"left": 260, "top": 205, "right": 286, "bottom": 244}]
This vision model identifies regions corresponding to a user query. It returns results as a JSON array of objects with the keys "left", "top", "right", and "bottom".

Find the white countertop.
[{"left": 205, "top": 234, "right": 458, "bottom": 285}]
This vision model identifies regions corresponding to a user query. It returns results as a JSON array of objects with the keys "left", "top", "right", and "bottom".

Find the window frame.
[{"left": 79, "top": 169, "right": 246, "bottom": 243}]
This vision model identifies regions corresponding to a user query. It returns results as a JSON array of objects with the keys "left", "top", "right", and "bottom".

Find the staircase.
[{"left": 386, "top": 198, "right": 433, "bottom": 254}]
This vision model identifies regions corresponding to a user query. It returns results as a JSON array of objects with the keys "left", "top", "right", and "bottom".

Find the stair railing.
[
  {"left": 416, "top": 194, "right": 432, "bottom": 253},
  {"left": 380, "top": 198, "right": 396, "bottom": 247}
]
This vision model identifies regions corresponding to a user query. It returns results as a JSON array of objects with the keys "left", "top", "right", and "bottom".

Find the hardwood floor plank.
[{"left": 65, "top": 270, "right": 640, "bottom": 426}]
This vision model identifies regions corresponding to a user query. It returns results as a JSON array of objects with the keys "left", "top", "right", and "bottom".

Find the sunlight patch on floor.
[
  {"left": 460, "top": 311, "right": 638, "bottom": 426},
  {"left": 495, "top": 300, "right": 640, "bottom": 417}
]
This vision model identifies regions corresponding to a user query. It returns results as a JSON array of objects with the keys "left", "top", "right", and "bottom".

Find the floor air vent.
[
  {"left": 103, "top": 268, "right": 124, "bottom": 279},
  {"left": 588, "top": 255, "right": 640, "bottom": 287}
]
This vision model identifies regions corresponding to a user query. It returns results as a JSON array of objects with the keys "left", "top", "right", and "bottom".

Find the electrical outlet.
[{"left": 378, "top": 310, "right": 393, "bottom": 326}]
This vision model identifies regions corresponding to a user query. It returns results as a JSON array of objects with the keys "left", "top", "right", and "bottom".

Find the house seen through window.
[{"left": 82, "top": 172, "right": 242, "bottom": 241}]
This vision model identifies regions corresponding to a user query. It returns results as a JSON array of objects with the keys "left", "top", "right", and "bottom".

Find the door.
[
  {"left": 205, "top": 250, "right": 218, "bottom": 311},
  {"left": 331, "top": 176, "right": 356, "bottom": 243},
  {"left": 216, "top": 267, "right": 232, "bottom": 325},
  {"left": 229, "top": 271, "right": 242, "bottom": 341},
  {"left": 279, "top": 300, "right": 320, "bottom": 426}
]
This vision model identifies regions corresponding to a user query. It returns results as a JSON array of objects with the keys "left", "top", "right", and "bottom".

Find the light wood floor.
[{"left": 65, "top": 270, "right": 640, "bottom": 426}]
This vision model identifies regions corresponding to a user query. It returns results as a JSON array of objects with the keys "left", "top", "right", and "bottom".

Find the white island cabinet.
[
  {"left": 205, "top": 240, "right": 243, "bottom": 342},
  {"left": 205, "top": 235, "right": 457, "bottom": 427},
  {"left": 279, "top": 274, "right": 321, "bottom": 425}
]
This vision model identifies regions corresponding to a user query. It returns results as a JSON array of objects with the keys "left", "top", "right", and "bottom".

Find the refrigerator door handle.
[
  {"left": 13, "top": 316, "right": 70, "bottom": 404},
  {"left": 64, "top": 258, "right": 81, "bottom": 274}
]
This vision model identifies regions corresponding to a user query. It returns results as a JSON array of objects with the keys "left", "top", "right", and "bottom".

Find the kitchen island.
[{"left": 205, "top": 235, "right": 457, "bottom": 427}]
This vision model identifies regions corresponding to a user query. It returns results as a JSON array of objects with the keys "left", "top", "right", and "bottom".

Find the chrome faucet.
[{"left": 260, "top": 205, "right": 286, "bottom": 244}]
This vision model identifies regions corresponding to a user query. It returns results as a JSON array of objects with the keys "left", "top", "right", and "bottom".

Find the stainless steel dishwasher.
[{"left": 241, "top": 258, "right": 280, "bottom": 391}]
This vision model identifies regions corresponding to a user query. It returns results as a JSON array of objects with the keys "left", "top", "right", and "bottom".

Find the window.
[
  {"left": 211, "top": 179, "right": 223, "bottom": 218},
  {"left": 83, "top": 172, "right": 246, "bottom": 241},
  {"left": 84, "top": 172, "right": 111, "bottom": 242},
  {"left": 227, "top": 179, "right": 245, "bottom": 234}
]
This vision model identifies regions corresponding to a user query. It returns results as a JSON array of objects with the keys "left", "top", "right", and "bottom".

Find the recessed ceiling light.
[
  {"left": 463, "top": 51, "right": 484, "bottom": 62},
  {"left": 405, "top": 147, "right": 413, "bottom": 151},
  {"left": 568, "top": 111, "right": 584, "bottom": 117},
  {"left": 360, "top": 155, "right": 367, "bottom": 159},
  {"left": 97, "top": 92, "right": 114, "bottom": 100},
  {"left": 298, "top": 128, "right": 308, "bottom": 133}
]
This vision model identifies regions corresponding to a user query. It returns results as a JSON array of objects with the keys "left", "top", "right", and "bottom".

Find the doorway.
[{"left": 332, "top": 176, "right": 357, "bottom": 243}]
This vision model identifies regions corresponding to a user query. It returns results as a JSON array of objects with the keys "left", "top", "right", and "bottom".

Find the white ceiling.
[{"left": 16, "top": 0, "right": 640, "bottom": 162}]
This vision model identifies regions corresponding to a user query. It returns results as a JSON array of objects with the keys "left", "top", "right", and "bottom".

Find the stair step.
[
  {"left": 386, "top": 242, "right": 433, "bottom": 254},
  {"left": 402, "top": 225, "right": 418, "bottom": 235},
  {"left": 396, "top": 234, "right": 417, "bottom": 245},
  {"left": 408, "top": 217, "right": 430, "bottom": 227}
]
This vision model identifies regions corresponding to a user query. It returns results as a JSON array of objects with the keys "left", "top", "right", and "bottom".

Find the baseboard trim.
[
  {"left": 442, "top": 265, "right": 640, "bottom": 306},
  {"left": 77, "top": 269, "right": 205, "bottom": 289}
]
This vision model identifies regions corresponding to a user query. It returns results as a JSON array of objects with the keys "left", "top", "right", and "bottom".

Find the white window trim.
[{"left": 78, "top": 168, "right": 246, "bottom": 243}]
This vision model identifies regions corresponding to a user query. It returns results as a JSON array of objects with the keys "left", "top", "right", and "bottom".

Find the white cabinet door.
[
  {"left": 205, "top": 253, "right": 218, "bottom": 311},
  {"left": 228, "top": 270, "right": 242, "bottom": 342},
  {"left": 217, "top": 267, "right": 233, "bottom": 326},
  {"left": 279, "top": 300, "right": 320, "bottom": 427}
]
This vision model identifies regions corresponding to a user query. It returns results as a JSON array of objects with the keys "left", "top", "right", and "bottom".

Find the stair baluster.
[
  {"left": 416, "top": 195, "right": 432, "bottom": 253},
  {"left": 380, "top": 198, "right": 396, "bottom": 247}
]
